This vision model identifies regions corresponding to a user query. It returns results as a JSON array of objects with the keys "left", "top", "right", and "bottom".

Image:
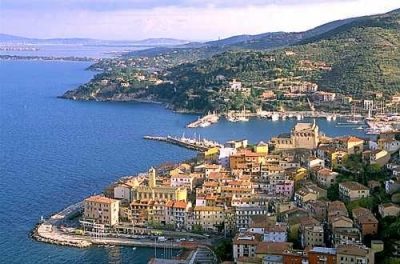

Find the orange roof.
[
  {"left": 85, "top": 195, "right": 116, "bottom": 204},
  {"left": 173, "top": 201, "right": 188, "bottom": 209},
  {"left": 166, "top": 200, "right": 174, "bottom": 207},
  {"left": 208, "top": 172, "right": 221, "bottom": 179},
  {"left": 204, "top": 164, "right": 221, "bottom": 169},
  {"left": 256, "top": 242, "right": 293, "bottom": 254},
  {"left": 203, "top": 181, "right": 219, "bottom": 187},
  {"left": 347, "top": 136, "right": 364, "bottom": 143}
]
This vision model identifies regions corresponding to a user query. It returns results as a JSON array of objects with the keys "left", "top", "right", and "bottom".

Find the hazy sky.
[{"left": 0, "top": 0, "right": 399, "bottom": 41}]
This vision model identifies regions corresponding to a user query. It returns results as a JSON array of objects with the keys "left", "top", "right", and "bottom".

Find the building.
[
  {"left": 233, "top": 232, "right": 260, "bottom": 262},
  {"left": 271, "top": 121, "right": 319, "bottom": 150},
  {"left": 378, "top": 202, "right": 400, "bottom": 218},
  {"left": 313, "top": 91, "right": 336, "bottom": 101},
  {"left": 316, "top": 168, "right": 339, "bottom": 188},
  {"left": 84, "top": 195, "right": 120, "bottom": 227},
  {"left": 263, "top": 223, "right": 288, "bottom": 242},
  {"left": 352, "top": 207, "right": 378, "bottom": 236},
  {"left": 301, "top": 224, "right": 324, "bottom": 247},
  {"left": 193, "top": 206, "right": 224, "bottom": 232},
  {"left": 337, "top": 245, "right": 373, "bottom": 264},
  {"left": 135, "top": 168, "right": 188, "bottom": 201},
  {"left": 255, "top": 242, "right": 293, "bottom": 259},
  {"left": 332, "top": 227, "right": 362, "bottom": 246},
  {"left": 170, "top": 174, "right": 196, "bottom": 190},
  {"left": 308, "top": 247, "right": 337, "bottom": 264},
  {"left": 235, "top": 205, "right": 269, "bottom": 230},
  {"left": 339, "top": 181, "right": 370, "bottom": 201}
]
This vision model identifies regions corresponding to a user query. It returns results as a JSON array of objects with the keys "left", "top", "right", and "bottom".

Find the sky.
[{"left": 0, "top": 0, "right": 399, "bottom": 41}]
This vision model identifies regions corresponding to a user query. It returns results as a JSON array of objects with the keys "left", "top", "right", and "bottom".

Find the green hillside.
[{"left": 61, "top": 9, "right": 400, "bottom": 113}]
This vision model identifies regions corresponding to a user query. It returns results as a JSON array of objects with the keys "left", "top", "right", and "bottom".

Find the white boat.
[
  {"left": 332, "top": 115, "right": 337, "bottom": 121},
  {"left": 226, "top": 116, "right": 238, "bottom": 122},
  {"left": 132, "top": 247, "right": 137, "bottom": 250},
  {"left": 355, "top": 126, "right": 364, "bottom": 130},
  {"left": 236, "top": 116, "right": 249, "bottom": 122},
  {"left": 296, "top": 114, "right": 303, "bottom": 120},
  {"left": 326, "top": 115, "right": 332, "bottom": 122},
  {"left": 271, "top": 113, "right": 280, "bottom": 121},
  {"left": 199, "top": 121, "right": 211, "bottom": 128}
]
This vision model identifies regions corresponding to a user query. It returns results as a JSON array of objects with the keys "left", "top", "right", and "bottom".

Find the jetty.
[
  {"left": 186, "top": 112, "right": 219, "bottom": 128},
  {"left": 143, "top": 135, "right": 222, "bottom": 151}
]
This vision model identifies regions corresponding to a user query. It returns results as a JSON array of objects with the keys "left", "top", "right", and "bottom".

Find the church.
[{"left": 271, "top": 120, "right": 320, "bottom": 150}]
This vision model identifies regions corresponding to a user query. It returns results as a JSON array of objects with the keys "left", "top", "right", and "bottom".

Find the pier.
[
  {"left": 143, "top": 135, "right": 222, "bottom": 152},
  {"left": 186, "top": 112, "right": 219, "bottom": 128}
]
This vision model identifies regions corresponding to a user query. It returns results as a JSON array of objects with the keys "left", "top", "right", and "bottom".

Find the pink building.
[{"left": 275, "top": 180, "right": 294, "bottom": 198}]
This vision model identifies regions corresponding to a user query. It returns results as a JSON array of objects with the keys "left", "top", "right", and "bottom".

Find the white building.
[{"left": 219, "top": 147, "right": 237, "bottom": 168}]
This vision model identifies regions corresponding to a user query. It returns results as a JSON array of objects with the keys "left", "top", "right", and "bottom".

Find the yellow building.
[
  {"left": 254, "top": 141, "right": 268, "bottom": 155},
  {"left": 229, "top": 149, "right": 266, "bottom": 172},
  {"left": 199, "top": 147, "right": 220, "bottom": 162},
  {"left": 135, "top": 167, "right": 187, "bottom": 201},
  {"left": 84, "top": 195, "right": 120, "bottom": 226},
  {"left": 193, "top": 206, "right": 224, "bottom": 232}
]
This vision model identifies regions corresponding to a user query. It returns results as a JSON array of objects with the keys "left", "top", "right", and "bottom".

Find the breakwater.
[{"left": 143, "top": 135, "right": 222, "bottom": 152}]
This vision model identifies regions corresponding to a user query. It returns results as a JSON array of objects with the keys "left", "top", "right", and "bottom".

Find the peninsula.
[{"left": 33, "top": 122, "right": 400, "bottom": 263}]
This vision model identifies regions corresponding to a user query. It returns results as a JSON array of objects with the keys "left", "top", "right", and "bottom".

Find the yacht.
[
  {"left": 199, "top": 121, "right": 211, "bottom": 128},
  {"left": 296, "top": 114, "right": 303, "bottom": 120},
  {"left": 326, "top": 115, "right": 332, "bottom": 122},
  {"left": 271, "top": 113, "right": 280, "bottom": 121},
  {"left": 236, "top": 116, "right": 249, "bottom": 122}
]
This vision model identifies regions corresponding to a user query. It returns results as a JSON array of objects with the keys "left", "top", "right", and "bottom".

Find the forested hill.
[
  {"left": 61, "top": 9, "right": 400, "bottom": 112},
  {"left": 152, "top": 8, "right": 400, "bottom": 101}
]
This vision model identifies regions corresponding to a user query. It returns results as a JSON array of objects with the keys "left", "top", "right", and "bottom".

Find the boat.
[
  {"left": 132, "top": 247, "right": 137, "bottom": 250},
  {"left": 236, "top": 116, "right": 249, "bottom": 122},
  {"left": 332, "top": 115, "right": 337, "bottom": 121},
  {"left": 271, "top": 113, "right": 280, "bottom": 121},
  {"left": 226, "top": 116, "right": 238, "bottom": 122},
  {"left": 326, "top": 115, "right": 332, "bottom": 122},
  {"left": 199, "top": 121, "right": 211, "bottom": 128},
  {"left": 296, "top": 114, "right": 303, "bottom": 121},
  {"left": 355, "top": 126, "right": 364, "bottom": 130}
]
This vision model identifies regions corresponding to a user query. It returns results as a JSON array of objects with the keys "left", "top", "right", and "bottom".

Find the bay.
[{"left": 0, "top": 60, "right": 367, "bottom": 264}]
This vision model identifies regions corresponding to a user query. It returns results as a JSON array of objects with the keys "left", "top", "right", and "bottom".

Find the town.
[{"left": 33, "top": 121, "right": 400, "bottom": 264}]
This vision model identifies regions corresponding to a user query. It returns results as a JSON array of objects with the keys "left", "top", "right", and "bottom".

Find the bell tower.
[{"left": 149, "top": 167, "right": 156, "bottom": 188}]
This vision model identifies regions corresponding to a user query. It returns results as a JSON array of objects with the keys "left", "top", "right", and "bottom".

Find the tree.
[{"left": 213, "top": 239, "right": 233, "bottom": 262}]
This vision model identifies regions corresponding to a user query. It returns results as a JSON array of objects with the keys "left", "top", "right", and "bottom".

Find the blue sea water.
[{"left": 0, "top": 60, "right": 367, "bottom": 264}]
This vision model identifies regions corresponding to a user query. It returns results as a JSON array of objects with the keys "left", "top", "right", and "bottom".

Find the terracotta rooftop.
[
  {"left": 340, "top": 181, "right": 369, "bottom": 191},
  {"left": 337, "top": 245, "right": 368, "bottom": 257},
  {"left": 85, "top": 195, "right": 117, "bottom": 204},
  {"left": 255, "top": 242, "right": 293, "bottom": 254}
]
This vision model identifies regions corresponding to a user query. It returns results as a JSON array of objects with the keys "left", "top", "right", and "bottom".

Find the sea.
[{"left": 0, "top": 58, "right": 368, "bottom": 264}]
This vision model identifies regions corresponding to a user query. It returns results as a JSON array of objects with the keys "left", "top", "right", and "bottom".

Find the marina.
[{"left": 186, "top": 112, "right": 219, "bottom": 128}]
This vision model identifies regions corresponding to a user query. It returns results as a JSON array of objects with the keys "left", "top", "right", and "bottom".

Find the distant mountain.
[
  {"left": 0, "top": 34, "right": 188, "bottom": 47},
  {"left": 124, "top": 15, "right": 359, "bottom": 58},
  {"left": 131, "top": 38, "right": 189, "bottom": 46}
]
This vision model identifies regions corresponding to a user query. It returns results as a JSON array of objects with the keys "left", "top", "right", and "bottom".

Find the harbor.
[
  {"left": 186, "top": 112, "right": 219, "bottom": 128},
  {"left": 143, "top": 135, "right": 222, "bottom": 151}
]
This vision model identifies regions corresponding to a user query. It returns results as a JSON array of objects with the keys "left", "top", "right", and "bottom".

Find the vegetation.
[
  {"left": 61, "top": 9, "right": 400, "bottom": 113},
  {"left": 213, "top": 239, "right": 233, "bottom": 262}
]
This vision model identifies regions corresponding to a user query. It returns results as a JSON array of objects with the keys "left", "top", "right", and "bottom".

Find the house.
[
  {"left": 331, "top": 136, "right": 364, "bottom": 154},
  {"left": 84, "top": 195, "right": 120, "bottom": 227},
  {"left": 275, "top": 180, "right": 294, "bottom": 198},
  {"left": 255, "top": 242, "right": 293, "bottom": 259},
  {"left": 304, "top": 199, "right": 328, "bottom": 221},
  {"left": 362, "top": 149, "right": 390, "bottom": 167},
  {"left": 193, "top": 206, "right": 224, "bottom": 232},
  {"left": 316, "top": 168, "right": 339, "bottom": 188},
  {"left": 263, "top": 223, "right": 288, "bottom": 242},
  {"left": 294, "top": 187, "right": 318, "bottom": 207},
  {"left": 301, "top": 223, "right": 324, "bottom": 248},
  {"left": 313, "top": 91, "right": 336, "bottom": 101},
  {"left": 306, "top": 157, "right": 325, "bottom": 169},
  {"left": 336, "top": 245, "right": 374, "bottom": 264},
  {"left": 332, "top": 227, "right": 362, "bottom": 247},
  {"left": 352, "top": 207, "right": 378, "bottom": 236},
  {"left": 378, "top": 202, "right": 400, "bottom": 218},
  {"left": 170, "top": 174, "right": 196, "bottom": 190},
  {"left": 377, "top": 138, "right": 400, "bottom": 153},
  {"left": 233, "top": 232, "right": 261, "bottom": 262},
  {"left": 331, "top": 216, "right": 353, "bottom": 231},
  {"left": 308, "top": 247, "right": 337, "bottom": 264},
  {"left": 339, "top": 181, "right": 370, "bottom": 201},
  {"left": 327, "top": 201, "right": 349, "bottom": 222}
]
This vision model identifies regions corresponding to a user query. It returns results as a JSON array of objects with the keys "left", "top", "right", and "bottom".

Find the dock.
[
  {"left": 186, "top": 112, "right": 219, "bottom": 128},
  {"left": 143, "top": 135, "right": 222, "bottom": 152}
]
